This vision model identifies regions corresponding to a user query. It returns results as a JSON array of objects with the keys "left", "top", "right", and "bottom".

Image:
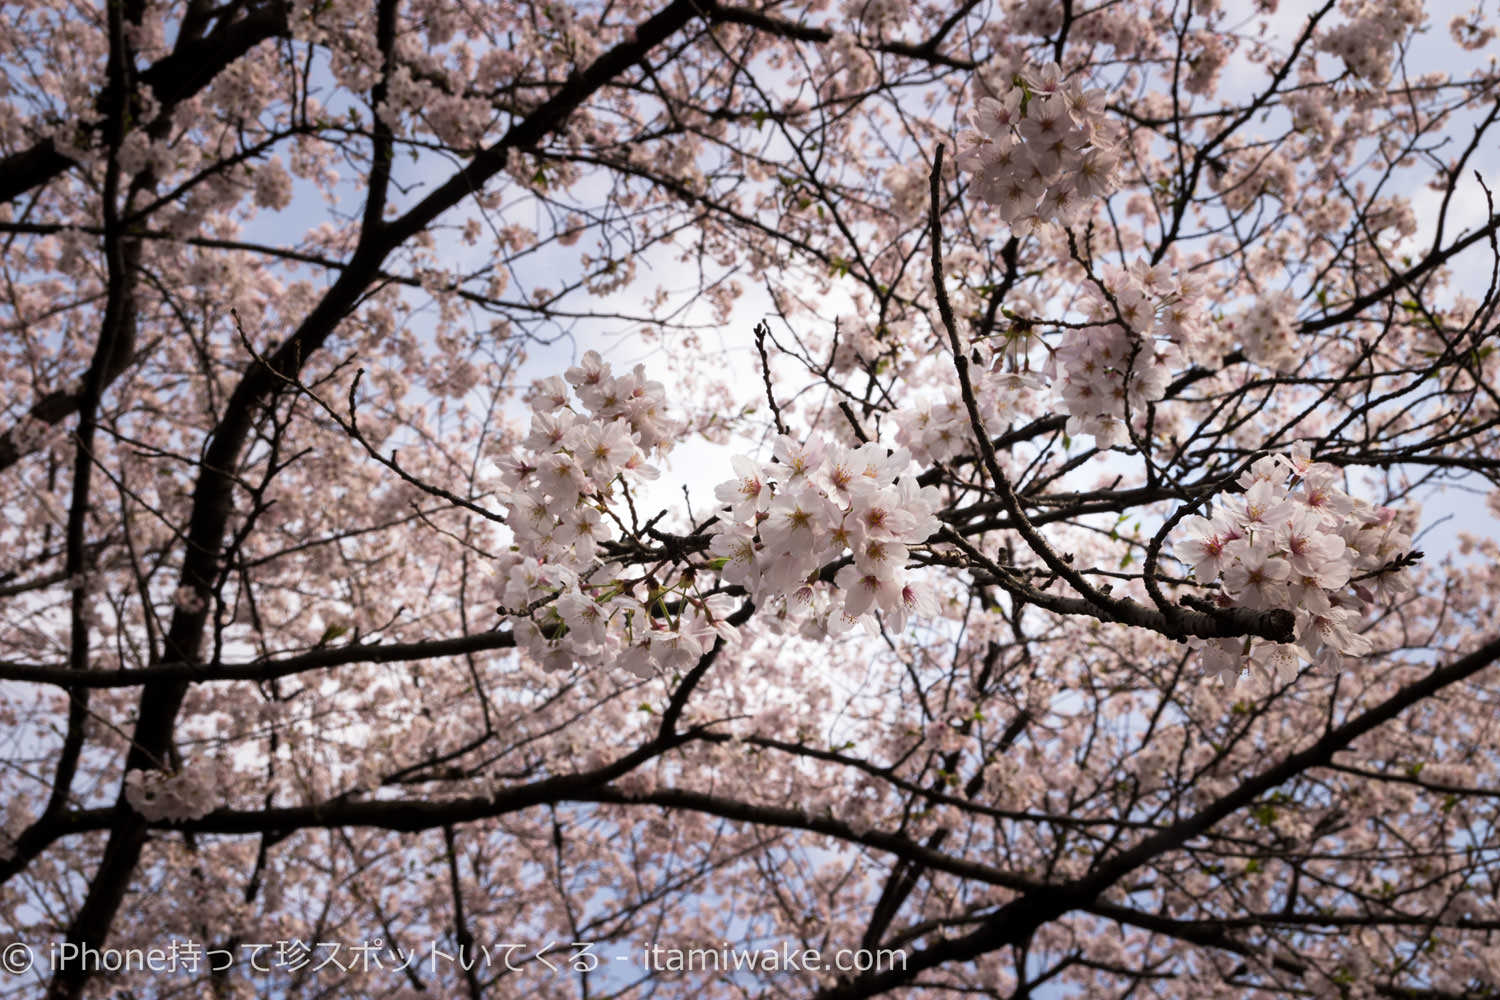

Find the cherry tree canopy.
[{"left": 3, "top": 0, "right": 1500, "bottom": 997}]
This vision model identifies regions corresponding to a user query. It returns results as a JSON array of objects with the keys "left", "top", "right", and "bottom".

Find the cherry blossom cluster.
[
  {"left": 1316, "top": 0, "right": 1423, "bottom": 85},
  {"left": 1213, "top": 148, "right": 1300, "bottom": 214},
  {"left": 842, "top": 0, "right": 911, "bottom": 32},
  {"left": 826, "top": 31, "right": 878, "bottom": 96},
  {"left": 1184, "top": 31, "right": 1230, "bottom": 96},
  {"left": 7, "top": 411, "right": 68, "bottom": 459},
  {"left": 123, "top": 766, "right": 217, "bottom": 822},
  {"left": 1053, "top": 324, "right": 1169, "bottom": 448},
  {"left": 496, "top": 351, "right": 671, "bottom": 570},
  {"left": 495, "top": 353, "right": 740, "bottom": 678},
  {"left": 1177, "top": 448, "right": 1415, "bottom": 684},
  {"left": 0, "top": 797, "right": 29, "bottom": 861},
  {"left": 893, "top": 366, "right": 1045, "bottom": 466},
  {"left": 513, "top": 560, "right": 742, "bottom": 679},
  {"left": 1228, "top": 291, "right": 1301, "bottom": 373},
  {"left": 1051, "top": 263, "right": 1211, "bottom": 448},
  {"left": 1451, "top": 7, "right": 1499, "bottom": 50},
  {"left": 955, "top": 62, "right": 1120, "bottom": 231},
  {"left": 709, "top": 436, "right": 941, "bottom": 630}
]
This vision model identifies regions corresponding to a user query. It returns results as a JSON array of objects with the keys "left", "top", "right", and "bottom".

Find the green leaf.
[{"left": 318, "top": 622, "right": 348, "bottom": 645}]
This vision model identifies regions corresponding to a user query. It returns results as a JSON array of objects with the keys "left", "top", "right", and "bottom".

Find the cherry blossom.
[
  {"left": 1, "top": 3, "right": 1498, "bottom": 999},
  {"left": 1176, "top": 451, "right": 1416, "bottom": 680},
  {"left": 710, "top": 435, "right": 941, "bottom": 628},
  {"left": 956, "top": 61, "right": 1120, "bottom": 232},
  {"left": 123, "top": 766, "right": 218, "bottom": 823}
]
